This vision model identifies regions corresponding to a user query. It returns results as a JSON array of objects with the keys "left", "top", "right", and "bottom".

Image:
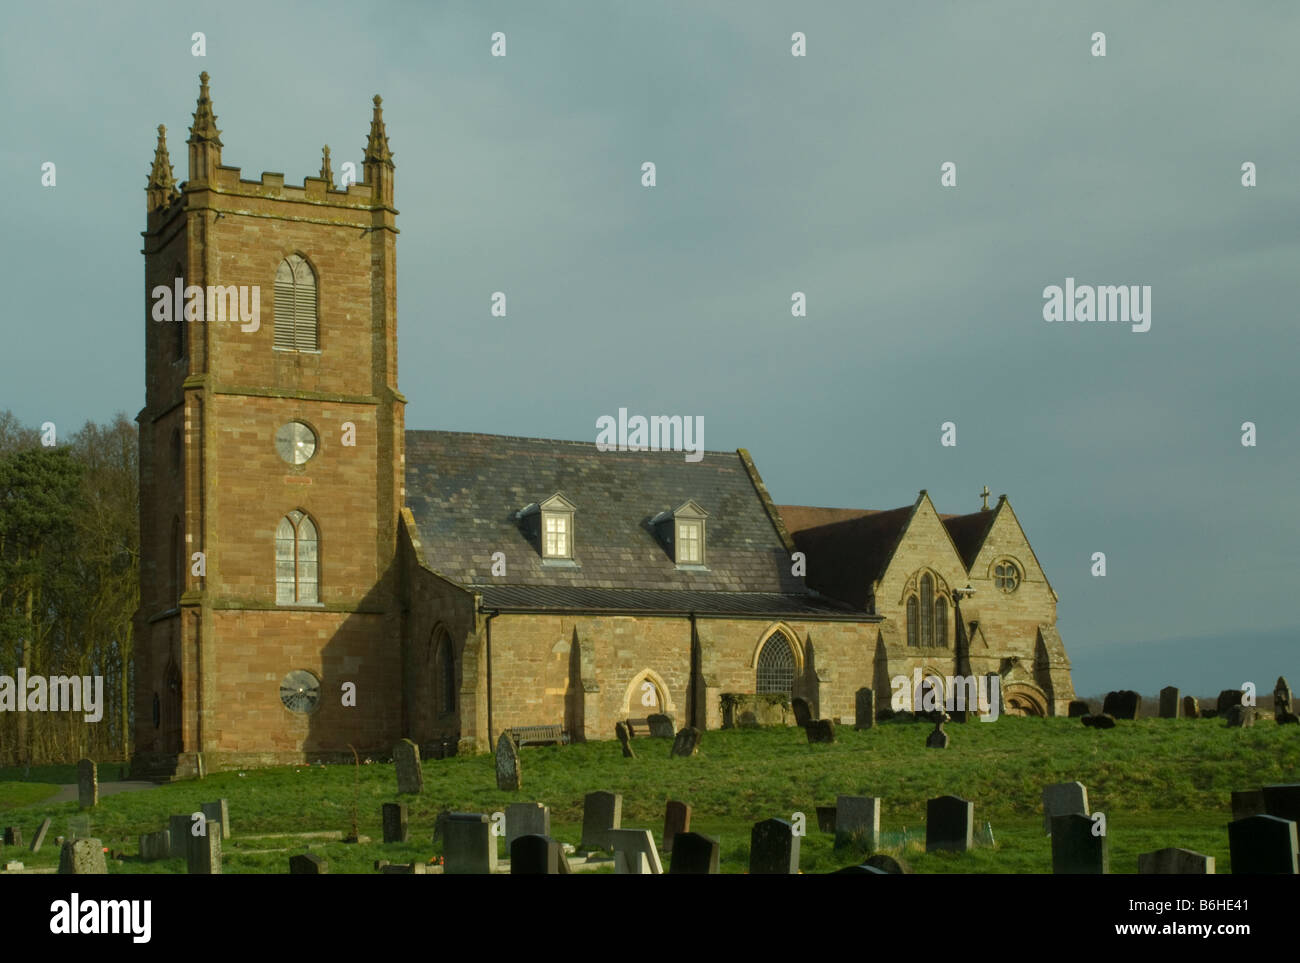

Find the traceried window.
[
  {"left": 273, "top": 254, "right": 318, "bottom": 351},
  {"left": 756, "top": 631, "right": 796, "bottom": 697},
  {"left": 920, "top": 573, "right": 934, "bottom": 646},
  {"left": 276, "top": 510, "right": 319, "bottom": 603},
  {"left": 995, "top": 560, "right": 1021, "bottom": 593},
  {"left": 906, "top": 573, "right": 948, "bottom": 647}
]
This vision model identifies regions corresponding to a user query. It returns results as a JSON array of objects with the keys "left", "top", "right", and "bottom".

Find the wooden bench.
[{"left": 509, "top": 724, "right": 565, "bottom": 747}]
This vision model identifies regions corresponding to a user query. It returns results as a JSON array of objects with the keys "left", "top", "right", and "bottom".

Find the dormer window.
[
  {"left": 653, "top": 499, "right": 708, "bottom": 567},
  {"left": 677, "top": 519, "right": 702, "bottom": 563},
  {"left": 535, "top": 493, "right": 576, "bottom": 560}
]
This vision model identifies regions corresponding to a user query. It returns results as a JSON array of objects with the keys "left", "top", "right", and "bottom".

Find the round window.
[
  {"left": 280, "top": 669, "right": 321, "bottom": 713},
  {"left": 275, "top": 421, "right": 317, "bottom": 465}
]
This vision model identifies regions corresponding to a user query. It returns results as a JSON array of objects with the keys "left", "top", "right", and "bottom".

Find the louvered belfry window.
[{"left": 273, "top": 254, "right": 318, "bottom": 351}]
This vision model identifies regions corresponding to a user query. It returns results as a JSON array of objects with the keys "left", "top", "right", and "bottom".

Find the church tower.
[{"left": 133, "top": 74, "right": 405, "bottom": 777}]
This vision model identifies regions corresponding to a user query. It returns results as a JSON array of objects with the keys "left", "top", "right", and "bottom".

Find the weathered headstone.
[
  {"left": 750, "top": 818, "right": 799, "bottom": 874},
  {"left": 169, "top": 814, "right": 191, "bottom": 858},
  {"left": 1137, "top": 847, "right": 1214, "bottom": 874},
  {"left": 1261, "top": 784, "right": 1300, "bottom": 831},
  {"left": 495, "top": 731, "right": 521, "bottom": 791},
  {"left": 77, "top": 758, "right": 98, "bottom": 809},
  {"left": 663, "top": 800, "right": 690, "bottom": 853},
  {"left": 30, "top": 818, "right": 51, "bottom": 853},
  {"left": 1101, "top": 690, "right": 1140, "bottom": 720},
  {"left": 855, "top": 687, "right": 876, "bottom": 729},
  {"left": 925, "top": 795, "right": 974, "bottom": 853},
  {"left": 1275, "top": 676, "right": 1293, "bottom": 713},
  {"left": 58, "top": 838, "right": 106, "bottom": 875},
  {"left": 1042, "top": 781, "right": 1089, "bottom": 834},
  {"left": 580, "top": 791, "right": 622, "bottom": 850},
  {"left": 382, "top": 802, "right": 409, "bottom": 844},
  {"left": 138, "top": 829, "right": 171, "bottom": 862},
  {"left": 1158, "top": 686, "right": 1181, "bottom": 719},
  {"left": 1067, "top": 700, "right": 1090, "bottom": 718},
  {"left": 611, "top": 828, "right": 663, "bottom": 874},
  {"left": 1228, "top": 814, "right": 1298, "bottom": 874},
  {"left": 670, "top": 726, "right": 701, "bottom": 757},
  {"left": 444, "top": 812, "right": 497, "bottom": 874},
  {"left": 791, "top": 697, "right": 812, "bottom": 727},
  {"left": 393, "top": 739, "right": 424, "bottom": 794},
  {"left": 835, "top": 795, "right": 880, "bottom": 849},
  {"left": 832, "top": 863, "right": 889, "bottom": 874},
  {"left": 1225, "top": 705, "right": 1257, "bottom": 728},
  {"left": 815, "top": 806, "right": 837, "bottom": 833},
  {"left": 505, "top": 801, "right": 549, "bottom": 851},
  {"left": 864, "top": 853, "right": 908, "bottom": 874},
  {"left": 381, "top": 861, "right": 429, "bottom": 874},
  {"left": 187, "top": 824, "right": 222, "bottom": 874},
  {"left": 3, "top": 827, "right": 21, "bottom": 847},
  {"left": 1231, "top": 789, "right": 1266, "bottom": 821},
  {"left": 615, "top": 721, "right": 636, "bottom": 758},
  {"left": 289, "top": 853, "right": 328, "bottom": 874},
  {"left": 511, "top": 834, "right": 566, "bottom": 874},
  {"left": 1051, "top": 813, "right": 1107, "bottom": 874},
  {"left": 669, "top": 832, "right": 720, "bottom": 874},
  {"left": 1217, "top": 689, "right": 1244, "bottom": 714},
  {"left": 805, "top": 719, "right": 835, "bottom": 744},
  {"left": 1082, "top": 713, "right": 1116, "bottom": 729},
  {"left": 1182, "top": 695, "right": 1200, "bottom": 719},
  {"left": 925, "top": 716, "right": 949, "bottom": 748},
  {"left": 647, "top": 713, "right": 675, "bottom": 738},
  {"left": 201, "top": 799, "right": 230, "bottom": 839}
]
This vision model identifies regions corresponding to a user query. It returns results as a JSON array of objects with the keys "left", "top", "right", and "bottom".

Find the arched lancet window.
[
  {"left": 906, "top": 596, "right": 919, "bottom": 646},
  {"left": 439, "top": 633, "right": 456, "bottom": 713},
  {"left": 756, "top": 631, "right": 796, "bottom": 697},
  {"left": 935, "top": 596, "right": 948, "bottom": 647},
  {"left": 273, "top": 254, "right": 319, "bottom": 351},
  {"left": 920, "top": 573, "right": 934, "bottom": 646},
  {"left": 276, "top": 510, "right": 319, "bottom": 603}
]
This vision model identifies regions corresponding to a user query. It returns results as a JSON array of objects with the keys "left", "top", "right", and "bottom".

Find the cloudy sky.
[{"left": 2, "top": 1, "right": 1296, "bottom": 695}]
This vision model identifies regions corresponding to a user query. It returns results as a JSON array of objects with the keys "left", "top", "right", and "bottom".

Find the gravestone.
[
  {"left": 647, "top": 713, "right": 675, "bottom": 738},
  {"left": 201, "top": 799, "right": 230, "bottom": 839},
  {"left": 580, "top": 791, "right": 622, "bottom": 850},
  {"left": 444, "top": 813, "right": 497, "bottom": 874},
  {"left": 805, "top": 719, "right": 835, "bottom": 744},
  {"left": 925, "top": 715, "right": 949, "bottom": 748},
  {"left": 1182, "top": 696, "right": 1200, "bottom": 719},
  {"left": 1137, "top": 847, "right": 1214, "bottom": 874},
  {"left": 816, "top": 806, "right": 837, "bottom": 833},
  {"left": 670, "top": 727, "right": 701, "bottom": 757},
  {"left": 1225, "top": 705, "right": 1257, "bottom": 728},
  {"left": 1050, "top": 813, "right": 1107, "bottom": 874},
  {"left": 77, "top": 759, "right": 98, "bottom": 809},
  {"left": 750, "top": 818, "right": 799, "bottom": 874},
  {"left": 169, "top": 814, "right": 191, "bottom": 858},
  {"left": 855, "top": 687, "right": 875, "bottom": 729},
  {"left": 833, "top": 863, "right": 889, "bottom": 874},
  {"left": 381, "top": 861, "right": 428, "bottom": 874},
  {"left": 30, "top": 817, "right": 51, "bottom": 853},
  {"left": 1231, "top": 789, "right": 1266, "bottom": 821},
  {"left": 864, "top": 853, "right": 908, "bottom": 874},
  {"left": 393, "top": 739, "right": 424, "bottom": 795},
  {"left": 1042, "top": 781, "right": 1089, "bottom": 834},
  {"left": 382, "top": 802, "right": 409, "bottom": 844},
  {"left": 611, "top": 828, "right": 663, "bottom": 874},
  {"left": 3, "top": 828, "right": 20, "bottom": 847},
  {"left": 1081, "top": 713, "right": 1115, "bottom": 729},
  {"left": 1227, "top": 814, "right": 1298, "bottom": 874},
  {"left": 663, "top": 800, "right": 690, "bottom": 853},
  {"left": 925, "top": 795, "right": 974, "bottom": 853},
  {"left": 615, "top": 721, "right": 636, "bottom": 758},
  {"left": 669, "top": 832, "right": 720, "bottom": 874},
  {"left": 1202, "top": 708, "right": 1219, "bottom": 719},
  {"left": 58, "top": 838, "right": 106, "bottom": 875},
  {"left": 495, "top": 731, "right": 521, "bottom": 790},
  {"left": 791, "top": 697, "right": 812, "bottom": 727},
  {"left": 505, "top": 802, "right": 550, "bottom": 851},
  {"left": 1276, "top": 676, "right": 1293, "bottom": 714},
  {"left": 187, "top": 824, "right": 222, "bottom": 874},
  {"left": 511, "top": 834, "right": 567, "bottom": 874},
  {"left": 1158, "top": 686, "right": 1180, "bottom": 719},
  {"left": 1217, "top": 689, "right": 1244, "bottom": 714},
  {"left": 835, "top": 795, "right": 880, "bottom": 849},
  {"left": 289, "top": 853, "right": 328, "bottom": 873},
  {"left": 1101, "top": 690, "right": 1140, "bottom": 720},
  {"left": 138, "top": 830, "right": 171, "bottom": 862},
  {"left": 1067, "top": 700, "right": 1090, "bottom": 718},
  {"left": 1261, "top": 784, "right": 1300, "bottom": 830}
]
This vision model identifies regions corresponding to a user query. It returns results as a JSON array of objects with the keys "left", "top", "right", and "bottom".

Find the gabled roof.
[
  {"left": 405, "top": 431, "right": 849, "bottom": 611},
  {"left": 940, "top": 508, "right": 998, "bottom": 570},
  {"left": 776, "top": 503, "right": 916, "bottom": 609}
]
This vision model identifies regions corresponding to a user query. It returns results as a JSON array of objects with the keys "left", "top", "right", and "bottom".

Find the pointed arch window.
[
  {"left": 756, "top": 631, "right": 796, "bottom": 697},
  {"left": 437, "top": 631, "right": 456, "bottom": 713},
  {"left": 276, "top": 510, "right": 319, "bottom": 603},
  {"left": 273, "top": 254, "right": 318, "bottom": 351},
  {"left": 934, "top": 596, "right": 948, "bottom": 648},
  {"left": 920, "top": 573, "right": 934, "bottom": 646},
  {"left": 906, "top": 596, "right": 919, "bottom": 646}
]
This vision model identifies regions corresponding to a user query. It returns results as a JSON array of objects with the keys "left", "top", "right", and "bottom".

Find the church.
[{"left": 131, "top": 76, "right": 1075, "bottom": 778}]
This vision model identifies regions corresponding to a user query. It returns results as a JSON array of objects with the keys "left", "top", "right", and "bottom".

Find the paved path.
[{"left": 43, "top": 781, "right": 161, "bottom": 804}]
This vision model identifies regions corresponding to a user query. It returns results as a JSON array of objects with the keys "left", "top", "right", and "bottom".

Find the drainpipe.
[{"left": 484, "top": 609, "right": 499, "bottom": 747}]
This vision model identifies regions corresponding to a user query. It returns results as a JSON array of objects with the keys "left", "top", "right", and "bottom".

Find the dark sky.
[{"left": 2, "top": 1, "right": 1296, "bottom": 694}]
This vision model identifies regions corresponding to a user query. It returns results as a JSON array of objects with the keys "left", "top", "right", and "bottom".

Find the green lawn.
[{"left": 1, "top": 716, "right": 1295, "bottom": 873}]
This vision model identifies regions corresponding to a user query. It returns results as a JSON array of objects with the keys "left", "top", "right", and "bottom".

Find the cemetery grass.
[{"left": 1, "top": 717, "right": 1295, "bottom": 874}]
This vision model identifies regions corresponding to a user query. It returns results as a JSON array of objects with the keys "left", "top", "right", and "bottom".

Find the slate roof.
[
  {"left": 404, "top": 431, "right": 869, "bottom": 618},
  {"left": 940, "top": 510, "right": 998, "bottom": 570},
  {"left": 776, "top": 504, "right": 916, "bottom": 610}
]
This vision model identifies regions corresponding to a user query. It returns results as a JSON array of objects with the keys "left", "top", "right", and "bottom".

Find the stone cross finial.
[
  {"left": 320, "top": 145, "right": 333, "bottom": 184},
  {"left": 980, "top": 485, "right": 991, "bottom": 510}
]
